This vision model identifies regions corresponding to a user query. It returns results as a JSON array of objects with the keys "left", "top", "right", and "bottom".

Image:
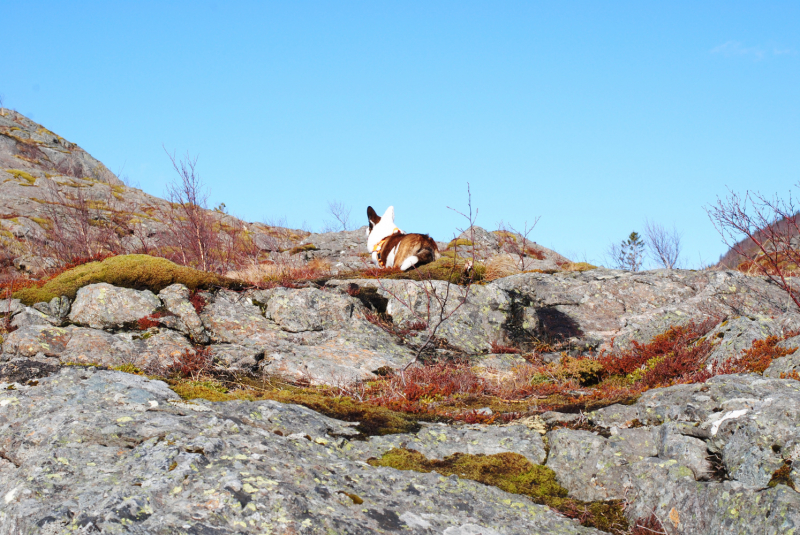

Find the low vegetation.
[
  {"left": 338, "top": 255, "right": 486, "bottom": 285},
  {"left": 12, "top": 254, "right": 243, "bottom": 305},
  {"left": 155, "top": 320, "right": 799, "bottom": 434},
  {"left": 369, "top": 448, "right": 628, "bottom": 534}
]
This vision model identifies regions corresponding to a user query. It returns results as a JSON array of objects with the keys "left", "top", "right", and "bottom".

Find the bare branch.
[
  {"left": 644, "top": 219, "right": 682, "bottom": 269},
  {"left": 706, "top": 186, "right": 800, "bottom": 309},
  {"left": 326, "top": 201, "right": 354, "bottom": 232}
]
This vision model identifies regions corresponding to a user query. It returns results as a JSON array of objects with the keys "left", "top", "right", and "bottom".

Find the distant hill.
[
  {"left": 0, "top": 110, "right": 307, "bottom": 276},
  {"left": 716, "top": 213, "right": 800, "bottom": 269}
]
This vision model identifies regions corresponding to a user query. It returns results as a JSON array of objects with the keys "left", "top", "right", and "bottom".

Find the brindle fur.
[{"left": 378, "top": 233, "right": 440, "bottom": 270}]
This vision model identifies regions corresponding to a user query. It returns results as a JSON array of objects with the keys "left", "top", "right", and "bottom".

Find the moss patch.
[
  {"left": 563, "top": 262, "right": 598, "bottom": 272},
  {"left": 7, "top": 169, "right": 36, "bottom": 185},
  {"left": 768, "top": 462, "right": 796, "bottom": 490},
  {"left": 446, "top": 238, "right": 473, "bottom": 249},
  {"left": 29, "top": 216, "right": 52, "bottom": 230},
  {"left": 169, "top": 376, "right": 424, "bottom": 437},
  {"left": 369, "top": 448, "right": 628, "bottom": 533},
  {"left": 338, "top": 255, "right": 485, "bottom": 285},
  {"left": 288, "top": 243, "right": 318, "bottom": 255},
  {"left": 13, "top": 254, "right": 244, "bottom": 305}
]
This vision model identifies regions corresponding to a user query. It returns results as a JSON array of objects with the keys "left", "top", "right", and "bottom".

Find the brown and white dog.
[{"left": 367, "top": 206, "right": 441, "bottom": 271}]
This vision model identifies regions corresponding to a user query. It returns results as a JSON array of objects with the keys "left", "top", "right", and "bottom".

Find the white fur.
[
  {"left": 367, "top": 206, "right": 398, "bottom": 252},
  {"left": 367, "top": 206, "right": 403, "bottom": 267},
  {"left": 386, "top": 246, "right": 399, "bottom": 268},
  {"left": 400, "top": 255, "right": 418, "bottom": 271}
]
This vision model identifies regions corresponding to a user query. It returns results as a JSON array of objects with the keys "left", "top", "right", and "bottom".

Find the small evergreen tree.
[
  {"left": 608, "top": 231, "right": 646, "bottom": 271},
  {"left": 619, "top": 231, "right": 645, "bottom": 271}
]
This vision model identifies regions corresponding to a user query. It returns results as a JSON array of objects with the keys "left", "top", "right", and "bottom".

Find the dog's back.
[{"left": 378, "top": 232, "right": 440, "bottom": 271}]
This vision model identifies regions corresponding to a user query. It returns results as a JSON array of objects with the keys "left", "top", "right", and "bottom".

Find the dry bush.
[
  {"left": 708, "top": 185, "right": 800, "bottom": 308},
  {"left": 645, "top": 219, "right": 682, "bottom": 269},
  {"left": 485, "top": 255, "right": 522, "bottom": 281},
  {"left": 164, "top": 347, "right": 212, "bottom": 381},
  {"left": 496, "top": 219, "right": 542, "bottom": 268},
  {"left": 157, "top": 151, "right": 256, "bottom": 274},
  {"left": 40, "top": 179, "right": 132, "bottom": 264},
  {"left": 227, "top": 256, "right": 331, "bottom": 287},
  {"left": 716, "top": 335, "right": 797, "bottom": 375}
]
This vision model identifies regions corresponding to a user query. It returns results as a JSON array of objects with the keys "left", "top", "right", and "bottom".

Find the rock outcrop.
[
  {"left": 1, "top": 266, "right": 797, "bottom": 384},
  {"left": 0, "top": 368, "right": 600, "bottom": 534}
]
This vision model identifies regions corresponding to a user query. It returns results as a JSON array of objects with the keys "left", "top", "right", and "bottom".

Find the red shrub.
[
  {"left": 167, "top": 347, "right": 212, "bottom": 379},
  {"left": 363, "top": 362, "right": 487, "bottom": 414},
  {"left": 598, "top": 319, "right": 718, "bottom": 388},
  {"left": 725, "top": 336, "right": 797, "bottom": 374},
  {"left": 631, "top": 514, "right": 666, "bottom": 535},
  {"left": 490, "top": 341, "right": 520, "bottom": 354},
  {"left": 189, "top": 292, "right": 207, "bottom": 315},
  {"left": 137, "top": 311, "right": 168, "bottom": 330}
]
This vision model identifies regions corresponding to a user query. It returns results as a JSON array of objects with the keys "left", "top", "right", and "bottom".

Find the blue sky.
[{"left": 2, "top": 1, "right": 798, "bottom": 267}]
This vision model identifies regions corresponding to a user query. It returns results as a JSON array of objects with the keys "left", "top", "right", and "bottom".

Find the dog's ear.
[{"left": 367, "top": 206, "right": 381, "bottom": 230}]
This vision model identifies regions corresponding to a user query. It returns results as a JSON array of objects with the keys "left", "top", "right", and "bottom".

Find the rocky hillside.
[
  {"left": 0, "top": 110, "right": 315, "bottom": 276},
  {"left": 1, "top": 255, "right": 800, "bottom": 533},
  {"left": 1, "top": 112, "right": 800, "bottom": 534}
]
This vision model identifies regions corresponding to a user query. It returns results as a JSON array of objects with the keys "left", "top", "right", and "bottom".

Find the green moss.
[
  {"left": 339, "top": 256, "right": 485, "bottom": 285},
  {"left": 170, "top": 376, "right": 423, "bottom": 437},
  {"left": 446, "top": 238, "right": 474, "bottom": 249},
  {"left": 112, "top": 364, "right": 144, "bottom": 375},
  {"left": 13, "top": 254, "right": 244, "bottom": 305},
  {"left": 532, "top": 356, "right": 605, "bottom": 387},
  {"left": 288, "top": 243, "right": 318, "bottom": 255},
  {"left": 768, "top": 462, "right": 796, "bottom": 490},
  {"left": 337, "top": 491, "right": 363, "bottom": 505},
  {"left": 369, "top": 448, "right": 628, "bottom": 533},
  {"left": 29, "top": 216, "right": 52, "bottom": 230},
  {"left": 492, "top": 230, "right": 517, "bottom": 242},
  {"left": 7, "top": 169, "right": 36, "bottom": 185}
]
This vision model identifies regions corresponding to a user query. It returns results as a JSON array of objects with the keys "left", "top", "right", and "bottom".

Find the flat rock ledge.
[
  {"left": 0, "top": 368, "right": 599, "bottom": 535},
  {"left": 2, "top": 369, "right": 800, "bottom": 534}
]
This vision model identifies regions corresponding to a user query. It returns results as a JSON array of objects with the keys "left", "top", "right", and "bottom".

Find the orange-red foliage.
[
  {"left": 723, "top": 336, "right": 797, "bottom": 374},
  {"left": 166, "top": 347, "right": 212, "bottom": 379},
  {"left": 598, "top": 320, "right": 718, "bottom": 388},
  {"left": 189, "top": 292, "right": 207, "bottom": 314},
  {"left": 490, "top": 341, "right": 520, "bottom": 354},
  {"left": 630, "top": 514, "right": 666, "bottom": 535}
]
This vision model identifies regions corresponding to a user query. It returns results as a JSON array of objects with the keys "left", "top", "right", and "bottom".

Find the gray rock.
[
  {"left": 158, "top": 283, "right": 209, "bottom": 343},
  {"left": 200, "top": 289, "right": 284, "bottom": 345},
  {"left": 1, "top": 325, "right": 72, "bottom": 360},
  {"left": 130, "top": 329, "right": 195, "bottom": 372},
  {"left": 657, "top": 424, "right": 714, "bottom": 481},
  {"left": 31, "top": 296, "right": 71, "bottom": 319},
  {"left": 262, "top": 286, "right": 363, "bottom": 332},
  {"left": 299, "top": 227, "right": 371, "bottom": 272},
  {"left": 764, "top": 334, "right": 800, "bottom": 378},
  {"left": 545, "top": 427, "right": 658, "bottom": 501},
  {"left": 704, "top": 315, "right": 781, "bottom": 366},
  {"left": 493, "top": 268, "right": 792, "bottom": 353},
  {"left": 258, "top": 326, "right": 415, "bottom": 384},
  {"left": 10, "top": 306, "right": 53, "bottom": 329},
  {"left": 337, "top": 278, "right": 514, "bottom": 354},
  {"left": 209, "top": 343, "right": 263, "bottom": 370},
  {"left": 0, "top": 298, "right": 24, "bottom": 317},
  {"left": 0, "top": 368, "right": 601, "bottom": 534},
  {"left": 60, "top": 326, "right": 136, "bottom": 367},
  {"left": 68, "top": 283, "right": 161, "bottom": 330}
]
